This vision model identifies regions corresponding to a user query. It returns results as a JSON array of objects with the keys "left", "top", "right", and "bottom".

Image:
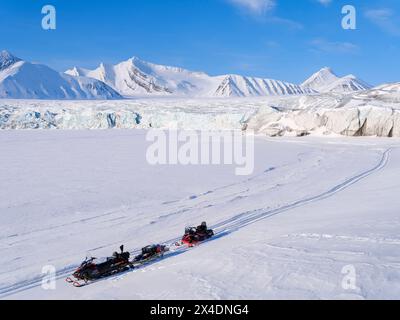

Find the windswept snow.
[{"left": 0, "top": 131, "right": 400, "bottom": 299}]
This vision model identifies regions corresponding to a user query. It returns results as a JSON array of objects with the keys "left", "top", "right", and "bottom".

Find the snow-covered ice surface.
[{"left": 1, "top": 130, "right": 400, "bottom": 300}]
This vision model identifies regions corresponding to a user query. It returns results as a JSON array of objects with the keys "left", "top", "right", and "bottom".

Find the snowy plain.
[{"left": 1, "top": 130, "right": 400, "bottom": 300}]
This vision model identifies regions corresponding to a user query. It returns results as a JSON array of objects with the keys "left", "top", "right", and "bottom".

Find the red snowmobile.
[
  {"left": 181, "top": 222, "right": 214, "bottom": 247},
  {"left": 66, "top": 245, "right": 132, "bottom": 287}
]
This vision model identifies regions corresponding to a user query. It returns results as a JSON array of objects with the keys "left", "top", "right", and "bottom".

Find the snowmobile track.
[
  {"left": 0, "top": 148, "right": 391, "bottom": 298},
  {"left": 211, "top": 148, "right": 392, "bottom": 235}
]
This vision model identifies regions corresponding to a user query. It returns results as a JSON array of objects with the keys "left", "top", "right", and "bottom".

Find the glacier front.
[{"left": 1, "top": 83, "right": 400, "bottom": 137}]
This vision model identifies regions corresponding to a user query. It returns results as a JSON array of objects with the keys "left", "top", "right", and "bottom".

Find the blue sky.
[{"left": 1, "top": 0, "right": 399, "bottom": 85}]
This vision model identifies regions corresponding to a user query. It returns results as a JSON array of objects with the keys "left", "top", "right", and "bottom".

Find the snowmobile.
[
  {"left": 133, "top": 244, "right": 169, "bottom": 266},
  {"left": 181, "top": 222, "right": 214, "bottom": 247},
  {"left": 66, "top": 245, "right": 132, "bottom": 287}
]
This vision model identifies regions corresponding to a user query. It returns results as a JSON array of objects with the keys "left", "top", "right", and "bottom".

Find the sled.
[{"left": 132, "top": 244, "right": 169, "bottom": 267}]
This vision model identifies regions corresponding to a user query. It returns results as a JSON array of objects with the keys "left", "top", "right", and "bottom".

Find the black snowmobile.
[
  {"left": 181, "top": 222, "right": 214, "bottom": 246},
  {"left": 133, "top": 244, "right": 169, "bottom": 266},
  {"left": 66, "top": 245, "right": 132, "bottom": 287}
]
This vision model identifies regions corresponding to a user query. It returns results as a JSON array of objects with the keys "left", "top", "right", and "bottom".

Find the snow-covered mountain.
[
  {"left": 66, "top": 57, "right": 315, "bottom": 98},
  {"left": 214, "top": 74, "right": 315, "bottom": 97},
  {"left": 0, "top": 51, "right": 122, "bottom": 100},
  {"left": 302, "top": 67, "right": 371, "bottom": 93},
  {"left": 66, "top": 57, "right": 216, "bottom": 97},
  {"left": 0, "top": 51, "right": 21, "bottom": 71},
  {"left": 0, "top": 50, "right": 373, "bottom": 100},
  {"left": 302, "top": 67, "right": 339, "bottom": 90}
]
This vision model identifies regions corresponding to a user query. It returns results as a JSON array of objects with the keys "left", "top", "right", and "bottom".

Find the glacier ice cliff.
[{"left": 1, "top": 83, "right": 400, "bottom": 137}]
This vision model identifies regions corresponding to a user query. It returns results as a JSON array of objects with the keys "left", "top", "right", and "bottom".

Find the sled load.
[
  {"left": 133, "top": 244, "right": 169, "bottom": 265},
  {"left": 66, "top": 245, "right": 132, "bottom": 287},
  {"left": 181, "top": 222, "right": 214, "bottom": 246}
]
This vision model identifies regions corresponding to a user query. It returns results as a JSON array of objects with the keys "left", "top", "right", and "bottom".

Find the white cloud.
[
  {"left": 365, "top": 8, "right": 393, "bottom": 19},
  {"left": 317, "top": 0, "right": 332, "bottom": 6},
  {"left": 365, "top": 8, "right": 400, "bottom": 36},
  {"left": 226, "top": 0, "right": 302, "bottom": 28},
  {"left": 227, "top": 0, "right": 276, "bottom": 15},
  {"left": 310, "top": 38, "right": 359, "bottom": 54},
  {"left": 269, "top": 16, "right": 304, "bottom": 30}
]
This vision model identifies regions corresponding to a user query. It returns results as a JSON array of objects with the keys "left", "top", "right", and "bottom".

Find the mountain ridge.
[
  {"left": 0, "top": 50, "right": 373, "bottom": 100},
  {"left": 66, "top": 56, "right": 320, "bottom": 98},
  {"left": 301, "top": 67, "right": 371, "bottom": 93},
  {"left": 0, "top": 51, "right": 122, "bottom": 100}
]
